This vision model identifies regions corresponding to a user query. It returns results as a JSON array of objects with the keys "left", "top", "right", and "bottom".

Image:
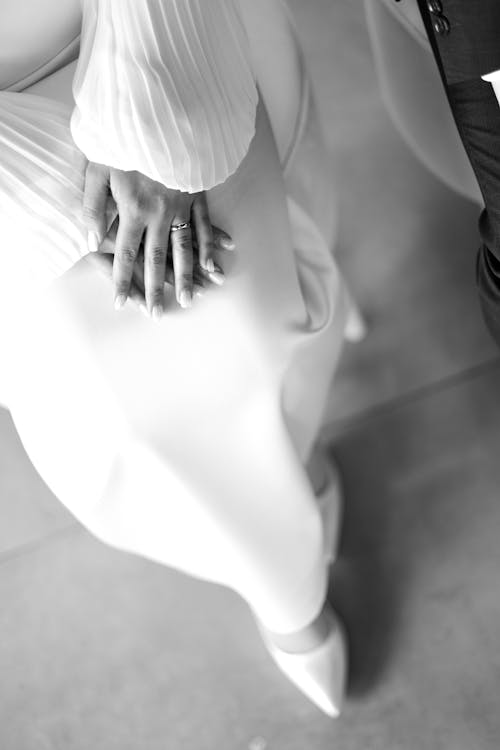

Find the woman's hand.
[
  {"left": 83, "top": 216, "right": 233, "bottom": 318},
  {"left": 82, "top": 162, "right": 234, "bottom": 318}
]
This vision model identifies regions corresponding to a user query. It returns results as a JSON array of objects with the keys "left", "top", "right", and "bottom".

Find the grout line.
[
  {"left": 0, "top": 521, "right": 81, "bottom": 568},
  {"left": 321, "top": 355, "right": 500, "bottom": 439}
]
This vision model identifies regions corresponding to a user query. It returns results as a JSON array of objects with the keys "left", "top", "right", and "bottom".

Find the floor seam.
[
  {"left": 0, "top": 521, "right": 81, "bottom": 568},
  {"left": 322, "top": 355, "right": 500, "bottom": 438}
]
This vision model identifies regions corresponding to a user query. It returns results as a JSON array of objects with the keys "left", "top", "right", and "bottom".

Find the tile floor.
[{"left": 1, "top": 1, "right": 500, "bottom": 748}]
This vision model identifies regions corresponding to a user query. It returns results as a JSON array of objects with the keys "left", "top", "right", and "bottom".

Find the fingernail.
[
  {"left": 88, "top": 231, "right": 100, "bottom": 253},
  {"left": 208, "top": 271, "right": 225, "bottom": 286},
  {"left": 152, "top": 304, "right": 163, "bottom": 321},
  {"left": 220, "top": 238, "right": 236, "bottom": 251},
  {"left": 139, "top": 303, "right": 149, "bottom": 317},
  {"left": 114, "top": 294, "right": 127, "bottom": 310},
  {"left": 179, "top": 290, "right": 192, "bottom": 309},
  {"left": 205, "top": 258, "right": 215, "bottom": 273}
]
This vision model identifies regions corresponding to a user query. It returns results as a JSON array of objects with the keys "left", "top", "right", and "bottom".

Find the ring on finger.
[{"left": 171, "top": 221, "right": 191, "bottom": 232}]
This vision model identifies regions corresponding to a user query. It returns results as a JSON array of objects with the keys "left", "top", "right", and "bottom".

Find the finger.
[
  {"left": 138, "top": 251, "right": 175, "bottom": 289},
  {"left": 130, "top": 258, "right": 152, "bottom": 315},
  {"left": 193, "top": 266, "right": 209, "bottom": 288},
  {"left": 144, "top": 219, "right": 169, "bottom": 319},
  {"left": 193, "top": 284, "right": 206, "bottom": 299},
  {"left": 132, "top": 256, "right": 145, "bottom": 293},
  {"left": 113, "top": 217, "right": 145, "bottom": 309},
  {"left": 83, "top": 162, "right": 109, "bottom": 252},
  {"left": 99, "top": 216, "right": 120, "bottom": 254},
  {"left": 195, "top": 260, "right": 225, "bottom": 287},
  {"left": 192, "top": 193, "right": 216, "bottom": 272},
  {"left": 83, "top": 252, "right": 146, "bottom": 314},
  {"left": 141, "top": 247, "right": 203, "bottom": 298},
  {"left": 128, "top": 282, "right": 148, "bottom": 316},
  {"left": 171, "top": 218, "right": 194, "bottom": 308},
  {"left": 212, "top": 225, "right": 236, "bottom": 251}
]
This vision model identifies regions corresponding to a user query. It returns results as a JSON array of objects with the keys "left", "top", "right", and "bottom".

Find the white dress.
[{"left": 0, "top": 0, "right": 351, "bottom": 634}]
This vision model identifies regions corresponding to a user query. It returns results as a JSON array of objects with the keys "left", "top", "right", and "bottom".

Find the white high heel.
[
  {"left": 256, "top": 457, "right": 347, "bottom": 716},
  {"left": 258, "top": 603, "right": 347, "bottom": 717}
]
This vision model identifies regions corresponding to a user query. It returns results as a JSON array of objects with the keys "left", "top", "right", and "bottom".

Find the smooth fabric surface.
[
  {"left": 365, "top": 0, "right": 481, "bottom": 205},
  {"left": 0, "top": 0, "right": 80, "bottom": 90},
  {"left": 0, "top": 0, "right": 349, "bottom": 633}
]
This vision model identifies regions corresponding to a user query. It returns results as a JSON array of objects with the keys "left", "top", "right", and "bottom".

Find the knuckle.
[
  {"left": 148, "top": 246, "right": 167, "bottom": 267},
  {"left": 117, "top": 247, "right": 137, "bottom": 266},
  {"left": 82, "top": 204, "right": 101, "bottom": 224},
  {"left": 125, "top": 202, "right": 145, "bottom": 223},
  {"left": 153, "top": 191, "right": 171, "bottom": 212},
  {"left": 175, "top": 235, "right": 193, "bottom": 253},
  {"left": 121, "top": 192, "right": 148, "bottom": 220}
]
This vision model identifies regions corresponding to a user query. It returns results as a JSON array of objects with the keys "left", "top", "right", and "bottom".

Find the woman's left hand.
[
  {"left": 82, "top": 162, "right": 234, "bottom": 318},
  {"left": 83, "top": 215, "right": 234, "bottom": 318}
]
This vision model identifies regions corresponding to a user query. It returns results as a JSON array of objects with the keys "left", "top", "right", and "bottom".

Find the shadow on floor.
[{"left": 325, "top": 436, "right": 407, "bottom": 698}]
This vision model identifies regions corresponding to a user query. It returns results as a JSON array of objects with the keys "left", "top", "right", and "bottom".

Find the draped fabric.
[
  {"left": 71, "top": 0, "right": 258, "bottom": 193},
  {"left": 0, "top": 0, "right": 350, "bottom": 634},
  {"left": 0, "top": 91, "right": 87, "bottom": 292}
]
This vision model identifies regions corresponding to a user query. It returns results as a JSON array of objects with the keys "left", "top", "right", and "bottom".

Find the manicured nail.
[
  {"left": 208, "top": 271, "right": 225, "bottom": 286},
  {"left": 114, "top": 294, "right": 127, "bottom": 310},
  {"left": 220, "top": 238, "right": 236, "bottom": 251},
  {"left": 205, "top": 258, "right": 215, "bottom": 273},
  {"left": 88, "top": 231, "right": 100, "bottom": 253},
  {"left": 139, "top": 303, "right": 149, "bottom": 317},
  {"left": 179, "top": 290, "right": 192, "bottom": 309},
  {"left": 152, "top": 304, "right": 163, "bottom": 321}
]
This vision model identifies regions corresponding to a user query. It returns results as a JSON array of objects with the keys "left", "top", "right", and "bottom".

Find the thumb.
[{"left": 82, "top": 161, "right": 109, "bottom": 253}]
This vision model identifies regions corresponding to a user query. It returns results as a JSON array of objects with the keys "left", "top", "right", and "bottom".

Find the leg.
[
  {"left": 7, "top": 100, "right": 339, "bottom": 636},
  {"left": 444, "top": 78, "right": 500, "bottom": 347}
]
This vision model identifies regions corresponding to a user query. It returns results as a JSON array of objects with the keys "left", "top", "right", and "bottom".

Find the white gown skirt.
[{"left": 0, "top": 10, "right": 350, "bottom": 635}]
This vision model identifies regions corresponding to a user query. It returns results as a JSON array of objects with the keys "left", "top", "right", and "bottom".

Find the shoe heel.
[{"left": 258, "top": 604, "right": 347, "bottom": 717}]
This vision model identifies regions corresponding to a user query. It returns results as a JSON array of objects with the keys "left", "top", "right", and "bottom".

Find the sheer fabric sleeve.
[
  {"left": 70, "top": 0, "right": 258, "bottom": 194},
  {"left": 0, "top": 91, "right": 88, "bottom": 291}
]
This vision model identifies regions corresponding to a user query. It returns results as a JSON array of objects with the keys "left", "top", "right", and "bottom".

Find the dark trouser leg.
[
  {"left": 444, "top": 78, "right": 500, "bottom": 348},
  {"left": 476, "top": 243, "right": 500, "bottom": 350}
]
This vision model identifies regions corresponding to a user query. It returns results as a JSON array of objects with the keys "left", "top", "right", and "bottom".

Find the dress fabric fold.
[
  {"left": 0, "top": 0, "right": 350, "bottom": 634},
  {"left": 0, "top": 91, "right": 87, "bottom": 292}
]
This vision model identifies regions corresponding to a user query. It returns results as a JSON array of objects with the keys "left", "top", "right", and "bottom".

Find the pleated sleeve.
[
  {"left": 70, "top": 0, "right": 258, "bottom": 193},
  {"left": 0, "top": 91, "right": 88, "bottom": 291}
]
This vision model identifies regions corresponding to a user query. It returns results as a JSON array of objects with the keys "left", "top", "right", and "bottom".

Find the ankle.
[{"left": 263, "top": 603, "right": 332, "bottom": 654}]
